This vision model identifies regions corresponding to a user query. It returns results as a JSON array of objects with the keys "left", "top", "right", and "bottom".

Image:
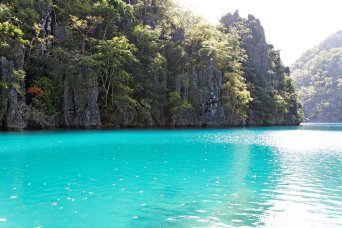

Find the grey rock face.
[
  {"left": 62, "top": 67, "right": 101, "bottom": 128},
  {"left": 172, "top": 62, "right": 243, "bottom": 127},
  {"left": 35, "top": 2, "right": 54, "bottom": 55},
  {"left": 196, "top": 63, "right": 225, "bottom": 126},
  {"left": 243, "top": 15, "right": 270, "bottom": 85},
  {"left": 6, "top": 88, "right": 26, "bottom": 130},
  {"left": 220, "top": 10, "right": 241, "bottom": 28},
  {"left": 30, "top": 2, "right": 102, "bottom": 129},
  {"left": 55, "top": 25, "right": 67, "bottom": 44},
  {"left": 221, "top": 11, "right": 270, "bottom": 85},
  {"left": 0, "top": 43, "right": 26, "bottom": 130}
]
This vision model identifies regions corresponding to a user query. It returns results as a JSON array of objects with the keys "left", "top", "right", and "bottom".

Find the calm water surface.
[{"left": 0, "top": 124, "right": 341, "bottom": 227}]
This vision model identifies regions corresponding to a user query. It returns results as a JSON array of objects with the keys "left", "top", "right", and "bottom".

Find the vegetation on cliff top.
[{"left": 292, "top": 31, "right": 342, "bottom": 122}]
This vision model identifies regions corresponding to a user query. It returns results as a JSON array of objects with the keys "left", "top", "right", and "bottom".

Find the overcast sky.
[{"left": 179, "top": 0, "right": 342, "bottom": 66}]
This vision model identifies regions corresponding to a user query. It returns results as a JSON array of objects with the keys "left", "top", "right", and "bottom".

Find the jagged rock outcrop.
[
  {"left": 221, "top": 11, "right": 269, "bottom": 85},
  {"left": 243, "top": 15, "right": 270, "bottom": 85},
  {"left": 220, "top": 10, "right": 240, "bottom": 27},
  {"left": 221, "top": 11, "right": 302, "bottom": 125},
  {"left": 36, "top": 2, "right": 54, "bottom": 54},
  {"left": 0, "top": 41, "right": 26, "bottom": 130}
]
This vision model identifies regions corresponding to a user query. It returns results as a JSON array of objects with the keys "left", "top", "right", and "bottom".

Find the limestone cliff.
[
  {"left": 25, "top": 2, "right": 101, "bottom": 129},
  {"left": 221, "top": 11, "right": 302, "bottom": 125},
  {"left": 0, "top": 40, "right": 26, "bottom": 130},
  {"left": 0, "top": 1, "right": 302, "bottom": 130}
]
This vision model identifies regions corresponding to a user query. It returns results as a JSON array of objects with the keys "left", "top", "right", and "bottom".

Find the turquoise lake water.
[{"left": 0, "top": 124, "right": 341, "bottom": 227}]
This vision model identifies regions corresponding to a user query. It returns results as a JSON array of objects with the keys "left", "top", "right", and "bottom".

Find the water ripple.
[{"left": 0, "top": 124, "right": 341, "bottom": 227}]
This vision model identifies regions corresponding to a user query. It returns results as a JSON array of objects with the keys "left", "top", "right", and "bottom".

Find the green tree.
[
  {"left": 91, "top": 36, "right": 137, "bottom": 108},
  {"left": 69, "top": 15, "right": 104, "bottom": 54}
]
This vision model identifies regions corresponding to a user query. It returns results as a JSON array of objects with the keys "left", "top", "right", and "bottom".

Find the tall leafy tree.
[{"left": 91, "top": 36, "right": 137, "bottom": 109}]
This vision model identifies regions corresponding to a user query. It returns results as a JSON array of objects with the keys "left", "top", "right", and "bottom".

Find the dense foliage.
[
  {"left": 292, "top": 31, "right": 342, "bottom": 122},
  {"left": 0, "top": 1, "right": 301, "bottom": 129}
]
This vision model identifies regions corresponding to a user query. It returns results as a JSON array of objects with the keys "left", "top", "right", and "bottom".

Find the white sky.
[{"left": 178, "top": 0, "right": 342, "bottom": 65}]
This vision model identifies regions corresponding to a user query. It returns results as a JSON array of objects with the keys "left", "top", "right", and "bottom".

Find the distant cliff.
[
  {"left": 291, "top": 31, "right": 342, "bottom": 122},
  {"left": 0, "top": 1, "right": 302, "bottom": 130}
]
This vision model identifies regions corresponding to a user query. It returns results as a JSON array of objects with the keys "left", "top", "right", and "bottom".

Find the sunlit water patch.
[{"left": 0, "top": 124, "right": 341, "bottom": 227}]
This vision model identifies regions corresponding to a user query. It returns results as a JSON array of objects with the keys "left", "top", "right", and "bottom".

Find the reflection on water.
[
  {"left": 300, "top": 122, "right": 342, "bottom": 131},
  {"left": 264, "top": 143, "right": 342, "bottom": 227},
  {"left": 0, "top": 124, "right": 341, "bottom": 227}
]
